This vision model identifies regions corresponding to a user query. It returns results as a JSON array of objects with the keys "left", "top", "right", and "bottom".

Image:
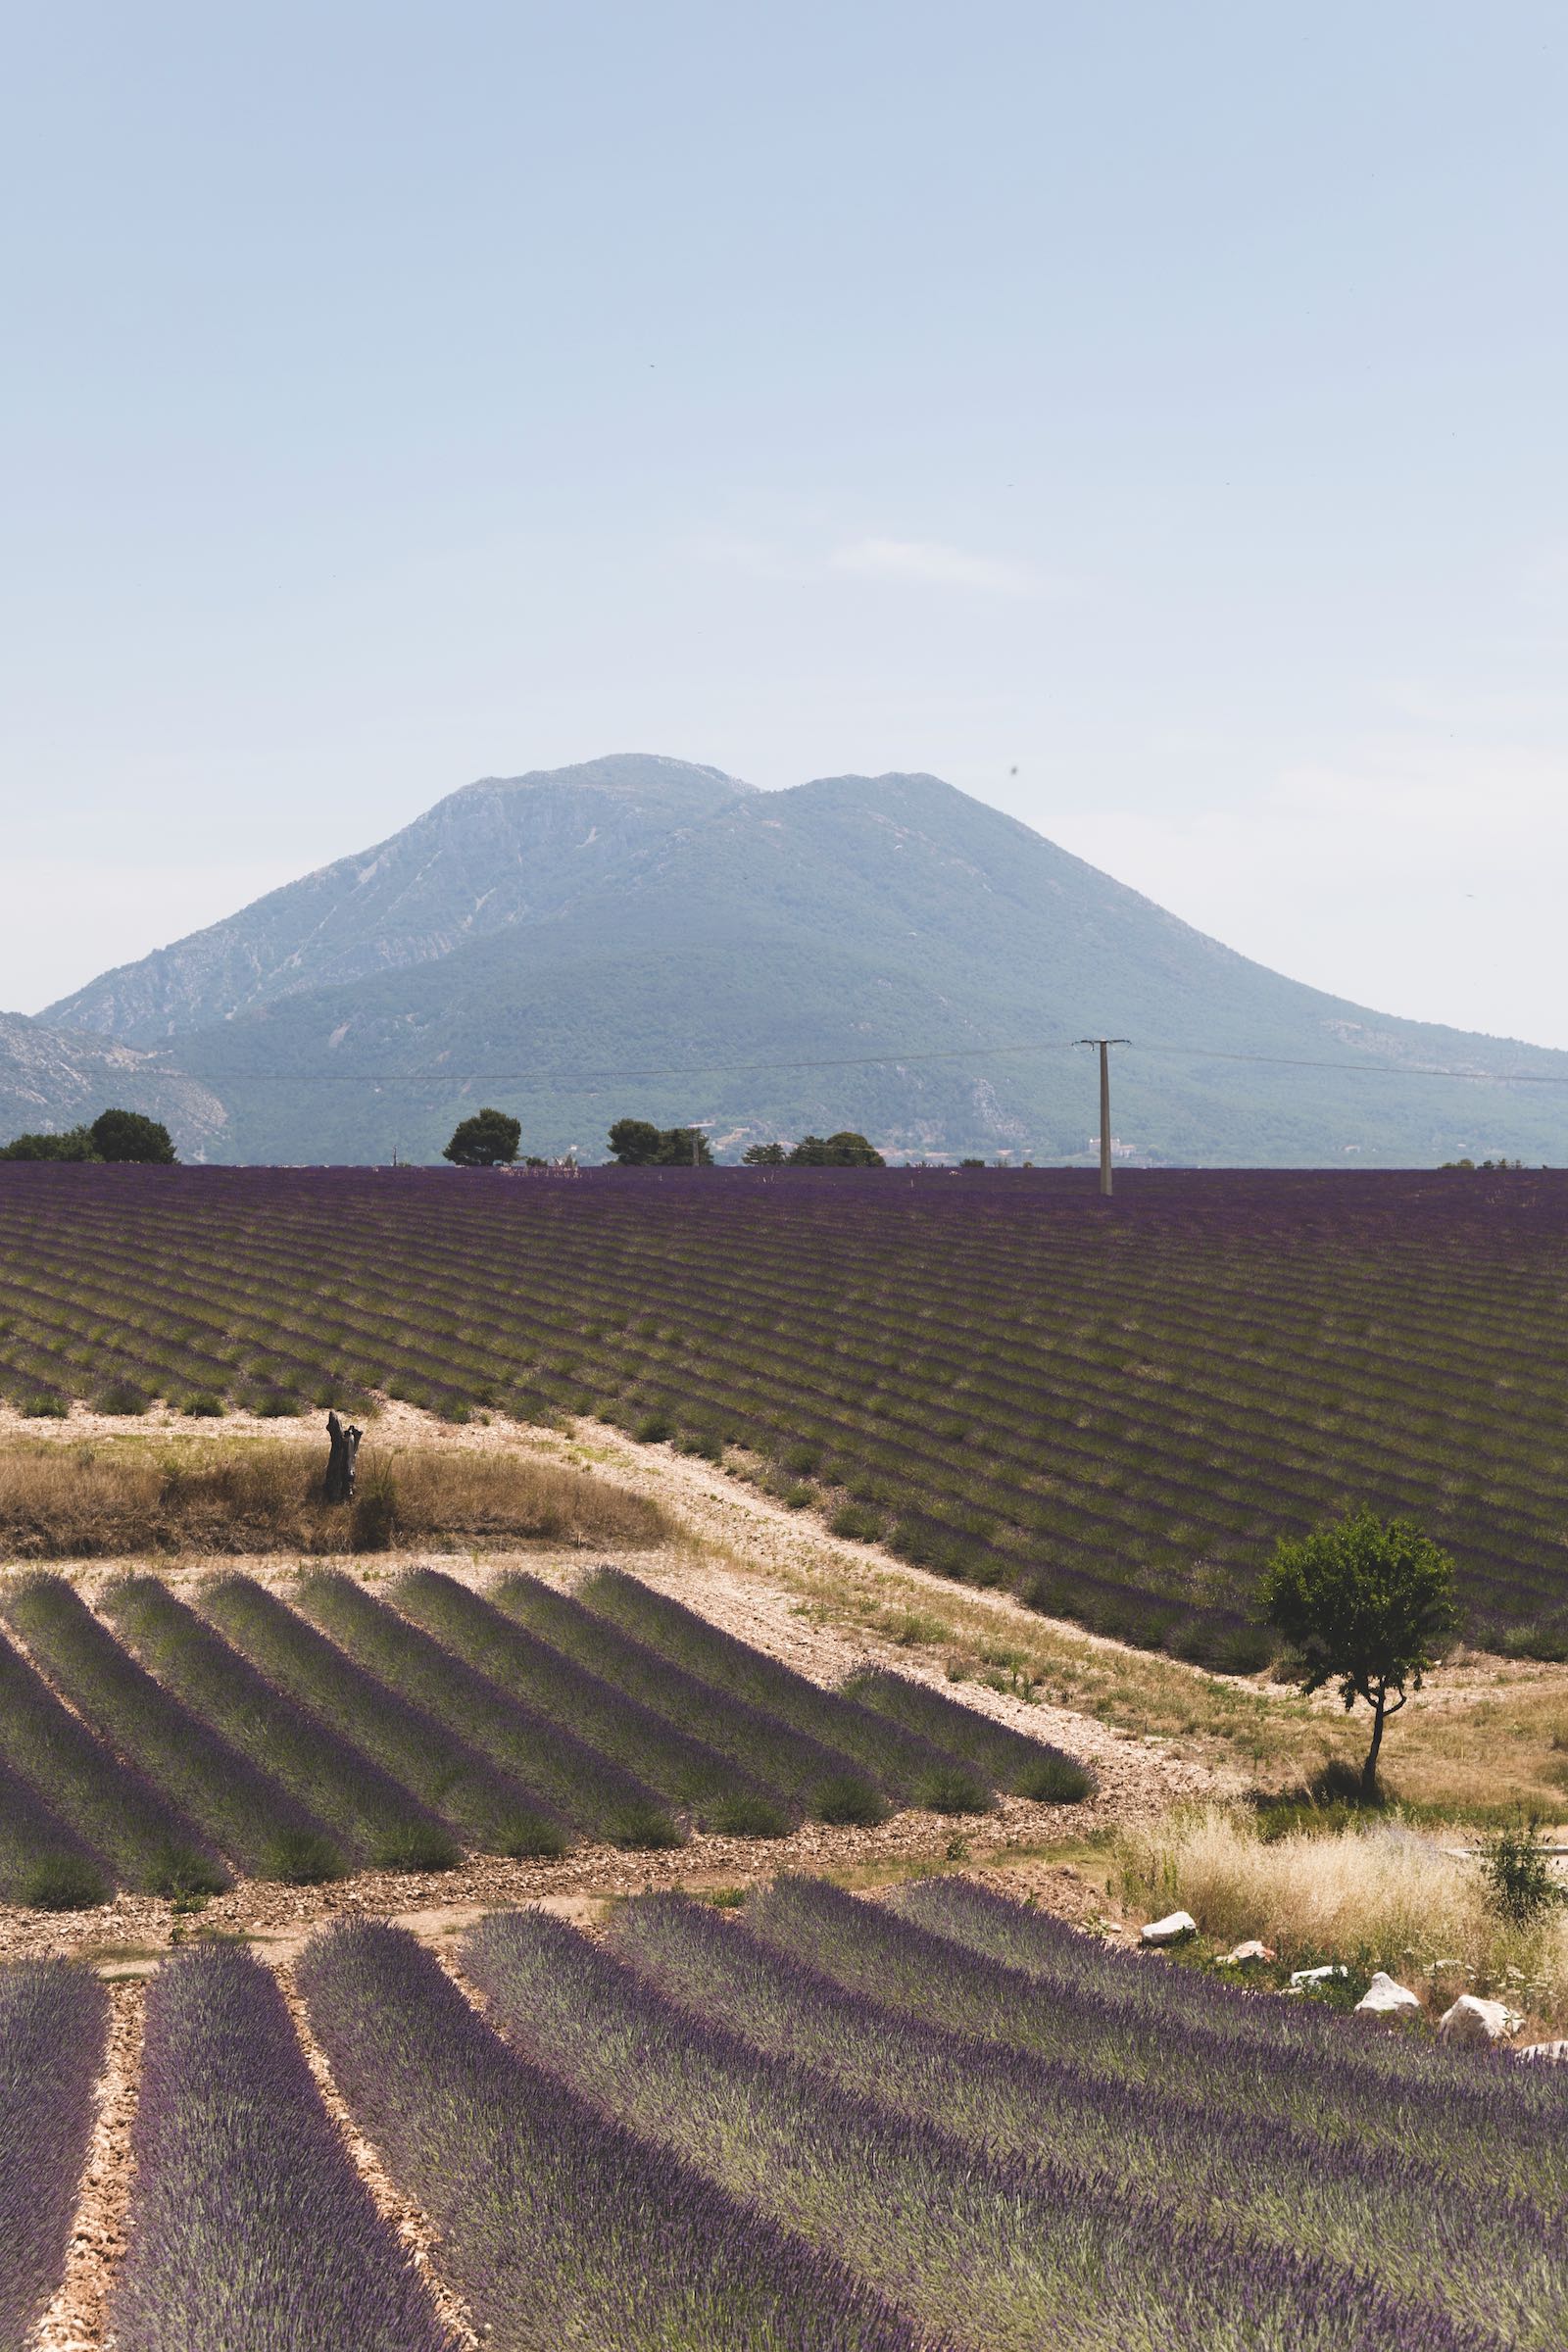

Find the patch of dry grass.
[
  {"left": 778, "top": 1556, "right": 1568, "bottom": 1821},
  {"left": 0, "top": 1437, "right": 669, "bottom": 1559},
  {"left": 1122, "top": 1803, "right": 1568, "bottom": 2025}
]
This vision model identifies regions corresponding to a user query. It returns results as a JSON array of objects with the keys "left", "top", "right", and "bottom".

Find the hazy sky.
[{"left": 4, "top": 3, "right": 1566, "bottom": 1044}]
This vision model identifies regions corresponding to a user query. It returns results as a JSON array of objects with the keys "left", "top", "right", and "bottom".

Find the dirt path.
[{"left": 32, "top": 1980, "right": 142, "bottom": 2352}]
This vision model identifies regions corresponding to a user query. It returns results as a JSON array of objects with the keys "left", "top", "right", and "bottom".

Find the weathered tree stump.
[{"left": 322, "top": 1410, "right": 364, "bottom": 1504}]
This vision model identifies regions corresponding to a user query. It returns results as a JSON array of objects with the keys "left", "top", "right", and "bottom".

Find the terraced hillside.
[
  {"left": 7, "top": 1877, "right": 1568, "bottom": 2350},
  {"left": 2, "top": 1163, "right": 1566, "bottom": 1661}
]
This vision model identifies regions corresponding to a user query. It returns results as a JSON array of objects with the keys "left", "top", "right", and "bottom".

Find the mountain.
[
  {"left": 0, "top": 1013, "right": 228, "bottom": 1157},
  {"left": 32, "top": 754, "right": 1568, "bottom": 1166}
]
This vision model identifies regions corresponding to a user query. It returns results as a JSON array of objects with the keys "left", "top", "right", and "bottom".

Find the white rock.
[
  {"left": 1515, "top": 2040, "right": 1568, "bottom": 2064},
  {"left": 1289, "top": 1963, "right": 1348, "bottom": 1987},
  {"left": 1141, "top": 1910, "right": 1198, "bottom": 1946},
  {"left": 1355, "top": 1971, "right": 1421, "bottom": 2017},
  {"left": 1438, "top": 1993, "right": 1523, "bottom": 2046},
  {"left": 1216, "top": 1939, "right": 1276, "bottom": 1966}
]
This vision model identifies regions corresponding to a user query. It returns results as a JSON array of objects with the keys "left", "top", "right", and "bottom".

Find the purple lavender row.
[
  {"left": 111, "top": 1947, "right": 454, "bottom": 2352},
  {"left": 0, "top": 1624, "right": 225, "bottom": 1895},
  {"left": 0, "top": 1750, "right": 108, "bottom": 1911},
  {"left": 575, "top": 1567, "right": 999, "bottom": 1805},
  {"left": 490, "top": 1572, "right": 895, "bottom": 1816},
  {"left": 611, "top": 1889, "right": 1560, "bottom": 2348},
  {"left": 297, "top": 1919, "right": 923, "bottom": 2352},
  {"left": 102, "top": 1576, "right": 463, "bottom": 1872},
  {"left": 1, "top": 1578, "right": 341, "bottom": 1883},
  {"left": 466, "top": 1905, "right": 1479, "bottom": 2352},
  {"left": 392, "top": 1570, "right": 792, "bottom": 1834},
  {"left": 292, "top": 1572, "right": 681, "bottom": 1847},
  {"left": 839, "top": 1666, "right": 1094, "bottom": 1800},
  {"left": 0, "top": 1962, "right": 107, "bottom": 2352},
  {"left": 750, "top": 1876, "right": 1568, "bottom": 2211},
  {"left": 200, "top": 1575, "right": 567, "bottom": 1856},
  {"left": 892, "top": 1874, "right": 1568, "bottom": 2108}
]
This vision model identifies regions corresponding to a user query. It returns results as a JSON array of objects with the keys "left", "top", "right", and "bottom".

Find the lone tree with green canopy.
[
  {"left": 1258, "top": 1507, "right": 1460, "bottom": 1798},
  {"left": 443, "top": 1107, "right": 521, "bottom": 1165}
]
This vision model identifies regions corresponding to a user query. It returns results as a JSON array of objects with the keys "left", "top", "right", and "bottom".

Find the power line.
[{"left": 168, "top": 1036, "right": 1568, "bottom": 1092}]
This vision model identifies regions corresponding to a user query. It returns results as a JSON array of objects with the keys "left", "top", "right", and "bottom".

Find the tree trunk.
[
  {"left": 322, "top": 1410, "right": 363, "bottom": 1504},
  {"left": 1361, "top": 1687, "right": 1387, "bottom": 1800}
]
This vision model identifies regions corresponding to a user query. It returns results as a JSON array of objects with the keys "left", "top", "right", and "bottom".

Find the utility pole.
[{"left": 1075, "top": 1038, "right": 1130, "bottom": 1198}]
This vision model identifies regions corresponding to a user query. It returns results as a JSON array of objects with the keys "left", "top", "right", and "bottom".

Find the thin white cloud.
[{"left": 827, "top": 537, "right": 1041, "bottom": 595}]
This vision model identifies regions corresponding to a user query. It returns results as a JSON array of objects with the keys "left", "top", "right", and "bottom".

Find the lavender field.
[
  {"left": 2, "top": 1163, "right": 1567, "bottom": 1660},
  {"left": 0, "top": 1567, "right": 1084, "bottom": 1907},
  {"left": 8, "top": 1876, "right": 1565, "bottom": 2349}
]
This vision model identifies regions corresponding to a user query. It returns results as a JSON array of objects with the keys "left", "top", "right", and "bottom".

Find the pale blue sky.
[{"left": 3, "top": 3, "right": 1566, "bottom": 1040}]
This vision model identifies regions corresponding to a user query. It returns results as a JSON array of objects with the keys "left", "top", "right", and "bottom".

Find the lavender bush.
[
  {"left": 491, "top": 1572, "right": 878, "bottom": 1814},
  {"left": 1, "top": 1577, "right": 343, "bottom": 1882},
  {"left": 394, "top": 1569, "right": 789, "bottom": 1832},
  {"left": 0, "top": 1962, "right": 106, "bottom": 2352},
  {"left": 466, "top": 1905, "right": 1480, "bottom": 2352},
  {"left": 195, "top": 1575, "right": 564, "bottom": 1857},
  {"left": 103, "top": 1576, "right": 461, "bottom": 1872},
  {"left": 3, "top": 1164, "right": 1567, "bottom": 1656},
  {"left": 297, "top": 1919, "right": 923, "bottom": 2352},
  {"left": 611, "top": 1888, "right": 1565, "bottom": 2347},
  {"left": 576, "top": 1569, "right": 997, "bottom": 1806},
  {"left": 0, "top": 1752, "right": 109, "bottom": 1909},
  {"left": 0, "top": 1624, "right": 225, "bottom": 1894},
  {"left": 111, "top": 1946, "right": 455, "bottom": 2352},
  {"left": 292, "top": 1571, "right": 680, "bottom": 1847},
  {"left": 751, "top": 1875, "right": 1568, "bottom": 2209},
  {"left": 841, "top": 1666, "right": 1093, "bottom": 1800}
]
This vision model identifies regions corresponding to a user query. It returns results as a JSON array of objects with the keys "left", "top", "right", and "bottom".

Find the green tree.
[
  {"left": 743, "top": 1142, "right": 787, "bottom": 1165},
  {"left": 90, "top": 1108, "right": 176, "bottom": 1163},
  {"left": 608, "top": 1120, "right": 712, "bottom": 1166},
  {"left": 442, "top": 1107, "right": 521, "bottom": 1166},
  {"left": 1258, "top": 1508, "right": 1460, "bottom": 1798},
  {"left": 788, "top": 1131, "right": 885, "bottom": 1167},
  {"left": 0, "top": 1125, "right": 99, "bottom": 1161}
]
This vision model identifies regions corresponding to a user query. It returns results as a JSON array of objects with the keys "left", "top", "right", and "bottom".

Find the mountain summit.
[{"left": 28, "top": 756, "right": 1568, "bottom": 1165}]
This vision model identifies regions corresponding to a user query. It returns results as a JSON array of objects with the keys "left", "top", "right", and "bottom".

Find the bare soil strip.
[{"left": 31, "top": 1979, "right": 143, "bottom": 2352}]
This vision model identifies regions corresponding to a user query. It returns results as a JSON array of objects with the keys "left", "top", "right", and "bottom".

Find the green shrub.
[
  {"left": 1479, "top": 1816, "right": 1565, "bottom": 1927},
  {"left": 810, "top": 1775, "right": 888, "bottom": 1827},
  {"left": 829, "top": 1503, "right": 883, "bottom": 1543},
  {"left": 635, "top": 1413, "right": 674, "bottom": 1444},
  {"left": 608, "top": 1802, "right": 686, "bottom": 1851},
  {"left": 258, "top": 1829, "right": 345, "bottom": 1884},
  {"left": 1014, "top": 1755, "right": 1094, "bottom": 1804},
  {"left": 145, "top": 1841, "right": 228, "bottom": 1899},
  {"left": 20, "top": 1852, "right": 110, "bottom": 1910},
  {"left": 914, "top": 1766, "right": 992, "bottom": 1816},
  {"left": 708, "top": 1792, "right": 791, "bottom": 1839},
  {"left": 369, "top": 1821, "right": 462, "bottom": 1874}
]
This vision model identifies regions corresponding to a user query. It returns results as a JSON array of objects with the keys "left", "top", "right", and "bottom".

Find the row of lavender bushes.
[{"left": 0, "top": 1568, "right": 1087, "bottom": 1906}]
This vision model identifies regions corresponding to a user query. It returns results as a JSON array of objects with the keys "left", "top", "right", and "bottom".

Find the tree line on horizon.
[{"left": 440, "top": 1109, "right": 887, "bottom": 1169}]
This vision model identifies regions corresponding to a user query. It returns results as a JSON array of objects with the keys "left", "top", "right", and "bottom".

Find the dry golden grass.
[
  {"left": 1122, "top": 1803, "right": 1568, "bottom": 2024},
  {"left": 779, "top": 1554, "right": 1568, "bottom": 1823},
  {"left": 0, "top": 1436, "right": 669, "bottom": 1558}
]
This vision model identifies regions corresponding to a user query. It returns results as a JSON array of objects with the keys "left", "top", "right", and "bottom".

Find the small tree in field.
[
  {"left": 443, "top": 1107, "right": 521, "bottom": 1166},
  {"left": 1258, "top": 1508, "right": 1459, "bottom": 1798},
  {"left": 90, "top": 1108, "right": 176, "bottom": 1163}
]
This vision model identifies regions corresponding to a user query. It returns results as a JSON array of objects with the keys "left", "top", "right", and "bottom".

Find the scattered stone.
[
  {"left": 1216, "top": 1938, "right": 1275, "bottom": 1966},
  {"left": 1289, "top": 1963, "right": 1348, "bottom": 1987},
  {"left": 1438, "top": 1993, "right": 1523, "bottom": 2046},
  {"left": 1354, "top": 1971, "right": 1421, "bottom": 2017},
  {"left": 1141, "top": 1910, "right": 1198, "bottom": 1946},
  {"left": 1515, "top": 2040, "right": 1568, "bottom": 2064}
]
